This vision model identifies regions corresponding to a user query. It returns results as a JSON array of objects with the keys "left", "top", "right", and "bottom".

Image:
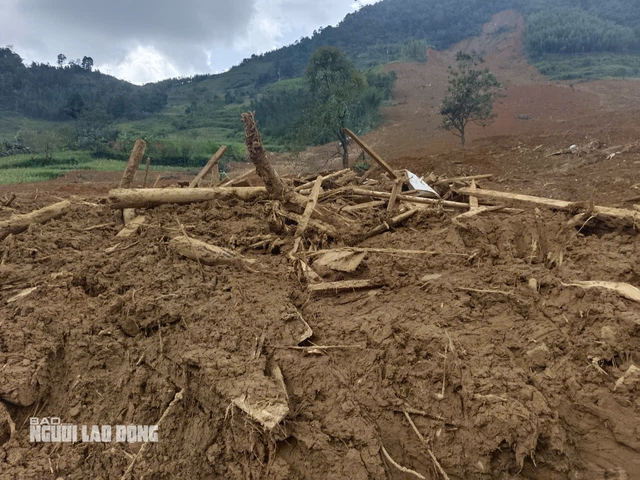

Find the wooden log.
[
  {"left": 387, "top": 177, "right": 403, "bottom": 212},
  {"left": 291, "top": 176, "right": 323, "bottom": 255},
  {"left": 142, "top": 158, "right": 151, "bottom": 188},
  {"left": 363, "top": 208, "right": 418, "bottom": 239},
  {"left": 433, "top": 174, "right": 493, "bottom": 186},
  {"left": 358, "top": 164, "right": 379, "bottom": 185},
  {"left": 0, "top": 201, "right": 70, "bottom": 240},
  {"left": 308, "top": 279, "right": 381, "bottom": 294},
  {"left": 169, "top": 236, "right": 254, "bottom": 267},
  {"left": 116, "top": 215, "right": 146, "bottom": 238},
  {"left": 457, "top": 187, "right": 640, "bottom": 221},
  {"left": 295, "top": 176, "right": 323, "bottom": 238},
  {"left": 276, "top": 209, "right": 338, "bottom": 237},
  {"left": 242, "top": 112, "right": 304, "bottom": 205},
  {"left": 189, "top": 146, "right": 227, "bottom": 188},
  {"left": 108, "top": 187, "right": 267, "bottom": 209},
  {"left": 349, "top": 188, "right": 469, "bottom": 210},
  {"left": 294, "top": 169, "right": 350, "bottom": 192},
  {"left": 219, "top": 169, "right": 255, "bottom": 187},
  {"left": 211, "top": 162, "right": 220, "bottom": 186},
  {"left": 468, "top": 180, "right": 479, "bottom": 210},
  {"left": 119, "top": 140, "right": 147, "bottom": 189},
  {"left": 344, "top": 128, "right": 397, "bottom": 179},
  {"left": 341, "top": 200, "right": 386, "bottom": 213}
]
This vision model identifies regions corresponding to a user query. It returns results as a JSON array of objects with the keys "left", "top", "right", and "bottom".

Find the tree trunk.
[
  {"left": 339, "top": 131, "right": 349, "bottom": 169},
  {"left": 241, "top": 112, "right": 305, "bottom": 206},
  {"left": 460, "top": 128, "right": 466, "bottom": 147},
  {"left": 119, "top": 140, "right": 147, "bottom": 189}
]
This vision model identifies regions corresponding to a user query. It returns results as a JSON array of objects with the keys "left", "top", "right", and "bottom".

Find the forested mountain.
[
  {"left": 0, "top": 48, "right": 168, "bottom": 121},
  {"left": 1, "top": 0, "right": 639, "bottom": 164}
]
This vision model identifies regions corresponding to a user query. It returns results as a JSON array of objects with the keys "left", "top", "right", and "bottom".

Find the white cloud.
[
  {"left": 98, "top": 45, "right": 183, "bottom": 85},
  {"left": 0, "top": 0, "right": 384, "bottom": 83}
]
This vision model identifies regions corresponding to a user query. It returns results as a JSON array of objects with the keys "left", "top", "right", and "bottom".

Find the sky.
[{"left": 0, "top": 0, "right": 381, "bottom": 85}]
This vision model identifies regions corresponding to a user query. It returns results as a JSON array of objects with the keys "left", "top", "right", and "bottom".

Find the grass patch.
[
  {"left": 534, "top": 53, "right": 640, "bottom": 80},
  {"left": 0, "top": 151, "right": 197, "bottom": 185}
]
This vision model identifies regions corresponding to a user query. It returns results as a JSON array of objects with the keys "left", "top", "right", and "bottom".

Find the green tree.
[
  {"left": 81, "top": 56, "right": 94, "bottom": 71},
  {"left": 440, "top": 51, "right": 502, "bottom": 146},
  {"left": 293, "top": 46, "right": 366, "bottom": 168}
]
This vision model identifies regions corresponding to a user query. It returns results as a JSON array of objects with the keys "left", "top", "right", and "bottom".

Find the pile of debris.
[{"left": 1, "top": 112, "right": 639, "bottom": 480}]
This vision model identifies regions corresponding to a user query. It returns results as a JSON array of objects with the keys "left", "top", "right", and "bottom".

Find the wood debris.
[{"left": 0, "top": 200, "right": 71, "bottom": 240}]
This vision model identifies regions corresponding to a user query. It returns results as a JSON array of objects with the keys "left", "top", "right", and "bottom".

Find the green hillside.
[{"left": 1, "top": 0, "right": 639, "bottom": 182}]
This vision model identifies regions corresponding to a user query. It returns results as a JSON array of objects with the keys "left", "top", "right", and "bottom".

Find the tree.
[
  {"left": 81, "top": 56, "right": 94, "bottom": 71},
  {"left": 440, "top": 51, "right": 502, "bottom": 146},
  {"left": 293, "top": 46, "right": 366, "bottom": 168},
  {"left": 61, "top": 92, "right": 85, "bottom": 140},
  {"left": 57, "top": 54, "right": 66, "bottom": 67}
]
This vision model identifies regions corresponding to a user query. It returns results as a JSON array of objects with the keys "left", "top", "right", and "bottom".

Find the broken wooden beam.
[
  {"left": 343, "top": 128, "right": 397, "bottom": 180},
  {"left": 108, "top": 187, "right": 266, "bottom": 209},
  {"left": 457, "top": 187, "right": 640, "bottom": 221},
  {"left": 0, "top": 200, "right": 71, "bottom": 240},
  {"left": 189, "top": 146, "right": 227, "bottom": 188},
  {"left": 294, "top": 169, "right": 350, "bottom": 192},
  {"left": 349, "top": 188, "right": 469, "bottom": 210},
  {"left": 219, "top": 169, "right": 255, "bottom": 187},
  {"left": 116, "top": 215, "right": 146, "bottom": 238},
  {"left": 363, "top": 208, "right": 418, "bottom": 239},
  {"left": 341, "top": 200, "right": 386, "bottom": 213},
  {"left": 433, "top": 174, "right": 493, "bottom": 186},
  {"left": 169, "top": 236, "right": 255, "bottom": 267},
  {"left": 308, "top": 279, "right": 381, "bottom": 294}
]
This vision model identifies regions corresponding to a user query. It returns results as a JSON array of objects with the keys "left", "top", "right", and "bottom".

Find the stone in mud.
[
  {"left": 526, "top": 344, "right": 550, "bottom": 367},
  {"left": 614, "top": 365, "right": 639, "bottom": 393},
  {"left": 600, "top": 326, "right": 617, "bottom": 344}
]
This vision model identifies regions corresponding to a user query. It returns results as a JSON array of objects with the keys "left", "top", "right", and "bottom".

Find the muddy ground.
[
  {"left": 1, "top": 10, "right": 640, "bottom": 480},
  {"left": 0, "top": 178, "right": 638, "bottom": 480}
]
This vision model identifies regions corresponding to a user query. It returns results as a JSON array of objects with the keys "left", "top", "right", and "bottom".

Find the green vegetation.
[
  {"left": 292, "top": 47, "right": 369, "bottom": 168},
  {"left": 440, "top": 52, "right": 503, "bottom": 146},
  {"left": 2, "top": 0, "right": 640, "bottom": 185},
  {"left": 535, "top": 53, "right": 640, "bottom": 80},
  {"left": 0, "top": 151, "right": 195, "bottom": 185},
  {"left": 525, "top": 8, "right": 636, "bottom": 56}
]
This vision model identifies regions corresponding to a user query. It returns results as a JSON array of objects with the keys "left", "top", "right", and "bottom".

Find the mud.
[{"left": 0, "top": 188, "right": 638, "bottom": 480}]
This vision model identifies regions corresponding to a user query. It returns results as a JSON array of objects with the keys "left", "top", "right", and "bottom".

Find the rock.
[
  {"left": 119, "top": 317, "right": 140, "bottom": 337},
  {"left": 614, "top": 365, "right": 639, "bottom": 393},
  {"left": 526, "top": 344, "right": 550, "bottom": 368},
  {"left": 600, "top": 326, "right": 617, "bottom": 344},
  {"left": 528, "top": 278, "right": 538, "bottom": 292}
]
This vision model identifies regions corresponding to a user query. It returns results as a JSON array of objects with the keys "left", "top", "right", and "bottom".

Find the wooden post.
[
  {"left": 189, "top": 146, "right": 227, "bottom": 188},
  {"left": 119, "top": 140, "right": 147, "bottom": 189},
  {"left": 387, "top": 178, "right": 403, "bottom": 212},
  {"left": 142, "top": 158, "right": 151, "bottom": 188},
  {"left": 343, "top": 128, "right": 397, "bottom": 180}
]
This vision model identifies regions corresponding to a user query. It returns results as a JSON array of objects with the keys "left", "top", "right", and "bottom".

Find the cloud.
[{"left": 0, "top": 0, "right": 383, "bottom": 84}]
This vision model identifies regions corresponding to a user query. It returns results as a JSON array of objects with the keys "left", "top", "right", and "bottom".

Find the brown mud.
[{"left": 0, "top": 189, "right": 638, "bottom": 479}]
